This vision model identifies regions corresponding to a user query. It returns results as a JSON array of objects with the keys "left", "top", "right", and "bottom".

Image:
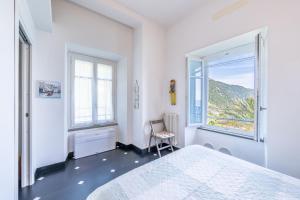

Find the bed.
[{"left": 87, "top": 145, "right": 300, "bottom": 200}]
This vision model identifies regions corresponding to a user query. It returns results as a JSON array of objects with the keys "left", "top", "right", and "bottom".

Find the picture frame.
[{"left": 37, "top": 80, "right": 62, "bottom": 98}]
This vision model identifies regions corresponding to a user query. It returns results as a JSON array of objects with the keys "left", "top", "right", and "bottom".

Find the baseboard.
[
  {"left": 34, "top": 162, "right": 66, "bottom": 180},
  {"left": 67, "top": 152, "right": 74, "bottom": 160},
  {"left": 34, "top": 152, "right": 74, "bottom": 180},
  {"left": 66, "top": 142, "right": 179, "bottom": 159},
  {"left": 116, "top": 142, "right": 133, "bottom": 150},
  {"left": 35, "top": 142, "right": 179, "bottom": 179},
  {"left": 117, "top": 142, "right": 179, "bottom": 156}
]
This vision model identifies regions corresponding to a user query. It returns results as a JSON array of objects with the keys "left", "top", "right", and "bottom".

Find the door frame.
[{"left": 18, "top": 25, "right": 33, "bottom": 187}]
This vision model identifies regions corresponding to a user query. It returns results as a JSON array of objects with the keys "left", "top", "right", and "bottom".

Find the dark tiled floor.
[{"left": 19, "top": 147, "right": 174, "bottom": 200}]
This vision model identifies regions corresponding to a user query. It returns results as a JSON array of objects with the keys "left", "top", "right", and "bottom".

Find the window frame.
[
  {"left": 68, "top": 52, "right": 117, "bottom": 130},
  {"left": 187, "top": 57, "right": 204, "bottom": 127},
  {"left": 187, "top": 33, "right": 264, "bottom": 141}
]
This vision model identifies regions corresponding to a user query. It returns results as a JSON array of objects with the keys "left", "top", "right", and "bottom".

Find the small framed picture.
[{"left": 37, "top": 80, "right": 61, "bottom": 98}]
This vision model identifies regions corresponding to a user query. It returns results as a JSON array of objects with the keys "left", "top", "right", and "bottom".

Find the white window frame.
[
  {"left": 187, "top": 57, "right": 204, "bottom": 127},
  {"left": 187, "top": 32, "right": 266, "bottom": 141},
  {"left": 68, "top": 52, "right": 117, "bottom": 129}
]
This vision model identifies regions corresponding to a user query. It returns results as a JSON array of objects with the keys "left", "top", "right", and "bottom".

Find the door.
[{"left": 19, "top": 30, "right": 31, "bottom": 188}]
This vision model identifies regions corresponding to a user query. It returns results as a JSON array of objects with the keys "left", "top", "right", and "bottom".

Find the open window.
[{"left": 187, "top": 30, "right": 267, "bottom": 140}]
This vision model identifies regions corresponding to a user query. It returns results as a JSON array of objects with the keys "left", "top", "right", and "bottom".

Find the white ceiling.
[
  {"left": 113, "top": 0, "right": 211, "bottom": 27},
  {"left": 26, "top": 0, "right": 52, "bottom": 32}
]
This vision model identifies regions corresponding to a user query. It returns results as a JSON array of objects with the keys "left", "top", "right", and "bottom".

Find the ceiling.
[
  {"left": 113, "top": 0, "right": 211, "bottom": 27},
  {"left": 26, "top": 0, "right": 52, "bottom": 32}
]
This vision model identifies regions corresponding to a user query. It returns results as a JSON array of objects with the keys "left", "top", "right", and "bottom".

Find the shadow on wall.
[
  {"left": 204, "top": 143, "right": 214, "bottom": 149},
  {"left": 219, "top": 147, "right": 232, "bottom": 155},
  {"left": 203, "top": 143, "right": 232, "bottom": 156}
]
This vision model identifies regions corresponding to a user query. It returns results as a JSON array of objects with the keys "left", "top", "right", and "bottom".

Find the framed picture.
[{"left": 37, "top": 81, "right": 61, "bottom": 98}]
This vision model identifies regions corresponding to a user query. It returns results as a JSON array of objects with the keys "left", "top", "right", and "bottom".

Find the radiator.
[
  {"left": 164, "top": 113, "right": 179, "bottom": 145},
  {"left": 74, "top": 128, "right": 116, "bottom": 159}
]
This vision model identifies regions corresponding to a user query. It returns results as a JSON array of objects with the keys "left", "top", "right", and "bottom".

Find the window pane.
[
  {"left": 97, "top": 64, "right": 112, "bottom": 80},
  {"left": 75, "top": 60, "right": 93, "bottom": 78},
  {"left": 74, "top": 77, "right": 93, "bottom": 124},
  {"left": 206, "top": 43, "right": 255, "bottom": 134},
  {"left": 74, "top": 59, "right": 94, "bottom": 124},
  {"left": 189, "top": 60, "right": 202, "bottom": 124},
  {"left": 97, "top": 80, "right": 113, "bottom": 121}
]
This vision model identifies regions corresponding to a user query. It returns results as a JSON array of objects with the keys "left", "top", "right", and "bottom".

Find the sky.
[
  {"left": 208, "top": 55, "right": 255, "bottom": 89},
  {"left": 189, "top": 49, "right": 256, "bottom": 109}
]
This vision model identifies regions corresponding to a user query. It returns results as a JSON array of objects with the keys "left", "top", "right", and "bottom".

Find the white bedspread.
[{"left": 87, "top": 145, "right": 300, "bottom": 200}]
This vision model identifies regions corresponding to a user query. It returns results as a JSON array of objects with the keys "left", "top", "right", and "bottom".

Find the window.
[
  {"left": 188, "top": 59, "right": 203, "bottom": 125},
  {"left": 188, "top": 33, "right": 265, "bottom": 139},
  {"left": 69, "top": 53, "right": 115, "bottom": 129}
]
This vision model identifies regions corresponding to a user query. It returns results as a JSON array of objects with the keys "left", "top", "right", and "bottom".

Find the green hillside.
[
  {"left": 208, "top": 79, "right": 255, "bottom": 132},
  {"left": 209, "top": 79, "right": 253, "bottom": 107}
]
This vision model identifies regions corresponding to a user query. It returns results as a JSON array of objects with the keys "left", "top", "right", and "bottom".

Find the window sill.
[
  {"left": 68, "top": 122, "right": 118, "bottom": 132},
  {"left": 196, "top": 126, "right": 257, "bottom": 141}
]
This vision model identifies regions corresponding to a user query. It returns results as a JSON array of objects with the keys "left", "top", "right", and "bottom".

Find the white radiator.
[
  {"left": 164, "top": 113, "right": 179, "bottom": 145},
  {"left": 74, "top": 128, "right": 116, "bottom": 159}
]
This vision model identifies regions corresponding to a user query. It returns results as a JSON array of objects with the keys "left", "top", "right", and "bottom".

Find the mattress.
[{"left": 87, "top": 145, "right": 300, "bottom": 200}]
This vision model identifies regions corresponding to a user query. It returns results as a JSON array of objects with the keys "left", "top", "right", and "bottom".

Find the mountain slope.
[
  {"left": 208, "top": 79, "right": 253, "bottom": 108},
  {"left": 207, "top": 79, "right": 255, "bottom": 132}
]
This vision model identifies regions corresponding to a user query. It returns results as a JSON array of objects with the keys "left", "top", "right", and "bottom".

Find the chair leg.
[
  {"left": 148, "top": 135, "right": 152, "bottom": 153},
  {"left": 169, "top": 138, "right": 174, "bottom": 152},
  {"left": 155, "top": 137, "right": 161, "bottom": 158}
]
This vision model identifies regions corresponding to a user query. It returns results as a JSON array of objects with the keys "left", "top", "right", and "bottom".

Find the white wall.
[
  {"left": 17, "top": 0, "right": 39, "bottom": 185},
  {"left": 0, "top": 0, "right": 16, "bottom": 198},
  {"left": 140, "top": 22, "right": 166, "bottom": 149},
  {"left": 131, "top": 21, "right": 166, "bottom": 149},
  {"left": 70, "top": 0, "right": 167, "bottom": 150},
  {"left": 131, "top": 27, "right": 144, "bottom": 148},
  {"left": 0, "top": 0, "right": 38, "bottom": 195},
  {"left": 33, "top": 0, "right": 133, "bottom": 169},
  {"left": 185, "top": 127, "right": 265, "bottom": 166},
  {"left": 165, "top": 0, "right": 300, "bottom": 178}
]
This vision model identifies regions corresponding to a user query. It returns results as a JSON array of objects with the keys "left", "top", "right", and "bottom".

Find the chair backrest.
[{"left": 149, "top": 119, "right": 166, "bottom": 135}]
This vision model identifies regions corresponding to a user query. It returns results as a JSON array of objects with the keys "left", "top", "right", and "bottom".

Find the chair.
[{"left": 148, "top": 119, "right": 175, "bottom": 157}]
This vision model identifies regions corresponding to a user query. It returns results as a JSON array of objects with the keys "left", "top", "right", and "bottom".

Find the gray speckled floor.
[{"left": 19, "top": 148, "right": 174, "bottom": 200}]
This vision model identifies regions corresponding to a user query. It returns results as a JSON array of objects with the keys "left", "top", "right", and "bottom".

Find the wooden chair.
[{"left": 148, "top": 119, "right": 175, "bottom": 157}]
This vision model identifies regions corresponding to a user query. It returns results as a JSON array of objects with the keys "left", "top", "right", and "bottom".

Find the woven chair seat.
[{"left": 154, "top": 131, "right": 175, "bottom": 139}]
